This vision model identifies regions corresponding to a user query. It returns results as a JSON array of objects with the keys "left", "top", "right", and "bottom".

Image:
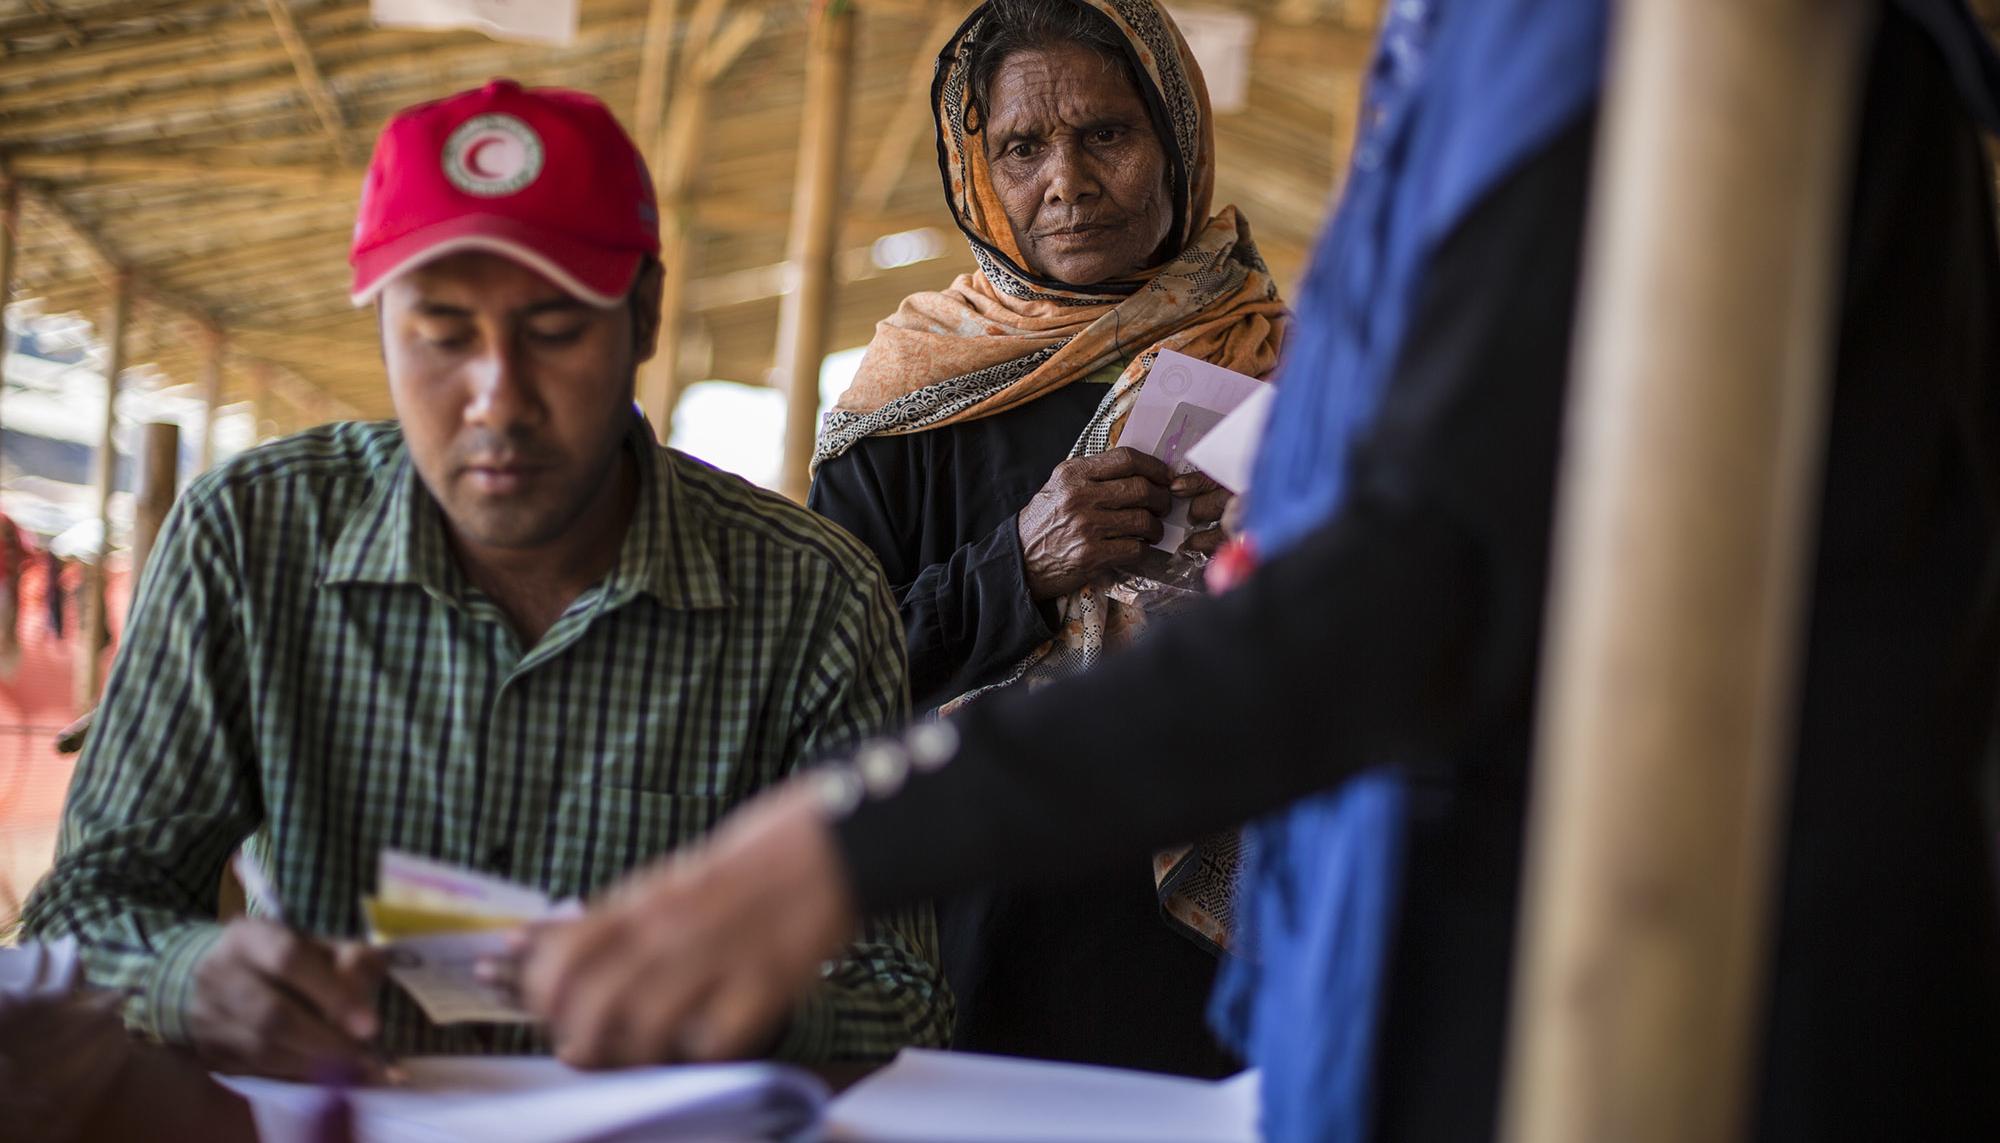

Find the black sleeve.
[
  {"left": 810, "top": 443, "right": 1055, "bottom": 713},
  {"left": 836, "top": 112, "right": 1597, "bottom": 913}
]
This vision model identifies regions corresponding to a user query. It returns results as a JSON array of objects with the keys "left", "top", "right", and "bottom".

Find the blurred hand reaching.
[{"left": 514, "top": 782, "right": 859, "bottom": 1067}]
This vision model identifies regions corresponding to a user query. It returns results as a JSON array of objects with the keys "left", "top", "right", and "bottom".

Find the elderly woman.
[{"left": 808, "top": 0, "right": 1286, "bottom": 1077}]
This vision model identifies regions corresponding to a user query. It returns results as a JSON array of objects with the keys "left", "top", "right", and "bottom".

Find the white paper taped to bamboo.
[{"left": 371, "top": 0, "right": 579, "bottom": 47}]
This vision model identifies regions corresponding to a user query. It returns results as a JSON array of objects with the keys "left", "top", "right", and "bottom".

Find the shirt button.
[{"left": 486, "top": 843, "right": 512, "bottom": 873}]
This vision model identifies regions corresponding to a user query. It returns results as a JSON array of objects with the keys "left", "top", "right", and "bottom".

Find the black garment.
[
  {"left": 838, "top": 10, "right": 2000, "bottom": 1140},
  {"left": 811, "top": 379, "right": 1240, "bottom": 1077},
  {"left": 809, "top": 382, "right": 1102, "bottom": 715}
]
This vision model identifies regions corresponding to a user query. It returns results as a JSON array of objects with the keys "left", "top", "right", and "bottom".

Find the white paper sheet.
[
  {"left": 370, "top": 0, "right": 579, "bottom": 46},
  {"left": 219, "top": 1056, "right": 828, "bottom": 1143},
  {"left": 1181, "top": 382, "right": 1276, "bottom": 495},
  {"left": 1115, "top": 350, "right": 1269, "bottom": 550},
  {"left": 826, "top": 1049, "right": 1262, "bottom": 1143}
]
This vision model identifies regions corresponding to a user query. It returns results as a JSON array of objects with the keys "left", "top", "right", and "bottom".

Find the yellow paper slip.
[{"left": 363, "top": 896, "right": 536, "bottom": 942}]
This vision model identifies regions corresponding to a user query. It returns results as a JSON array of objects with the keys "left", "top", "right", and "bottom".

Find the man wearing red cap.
[{"left": 19, "top": 81, "right": 950, "bottom": 1076}]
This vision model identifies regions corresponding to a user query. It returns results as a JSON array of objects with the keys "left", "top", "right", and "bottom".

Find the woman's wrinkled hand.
[
  {"left": 1017, "top": 447, "right": 1173, "bottom": 600},
  {"left": 1173, "top": 472, "right": 1235, "bottom": 558}
]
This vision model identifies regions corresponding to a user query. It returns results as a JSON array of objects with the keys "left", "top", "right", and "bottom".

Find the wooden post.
[
  {"left": 1328, "top": 71, "right": 1364, "bottom": 203},
  {"left": 856, "top": 4, "right": 962, "bottom": 215},
  {"left": 634, "top": 0, "right": 684, "bottom": 156},
  {"left": 75, "top": 268, "right": 131, "bottom": 708},
  {"left": 775, "top": 0, "right": 856, "bottom": 503},
  {"left": 262, "top": 0, "right": 356, "bottom": 163},
  {"left": 638, "top": 0, "right": 729, "bottom": 437},
  {"left": 198, "top": 325, "right": 225, "bottom": 471},
  {"left": 641, "top": 186, "right": 702, "bottom": 436},
  {"left": 131, "top": 421, "right": 180, "bottom": 593},
  {"left": 1500, "top": 4, "right": 1873, "bottom": 1143},
  {"left": 0, "top": 175, "right": 16, "bottom": 466},
  {"left": 249, "top": 358, "right": 274, "bottom": 444}
]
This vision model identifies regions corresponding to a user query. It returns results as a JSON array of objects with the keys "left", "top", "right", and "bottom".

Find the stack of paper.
[
  {"left": 365, "top": 851, "right": 574, "bottom": 1025},
  {"left": 826, "top": 1050, "right": 1262, "bottom": 1142},
  {"left": 219, "top": 1049, "right": 1262, "bottom": 1142},
  {"left": 220, "top": 1056, "right": 829, "bottom": 1143}
]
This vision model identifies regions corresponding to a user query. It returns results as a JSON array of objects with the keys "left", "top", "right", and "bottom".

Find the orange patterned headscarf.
[{"left": 815, "top": 0, "right": 1288, "bottom": 470}]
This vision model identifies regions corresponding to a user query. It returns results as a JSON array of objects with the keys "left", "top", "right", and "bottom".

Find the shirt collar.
[
  {"left": 322, "top": 445, "right": 453, "bottom": 593},
  {"left": 605, "top": 415, "right": 731, "bottom": 611},
  {"left": 323, "top": 417, "right": 731, "bottom": 612}
]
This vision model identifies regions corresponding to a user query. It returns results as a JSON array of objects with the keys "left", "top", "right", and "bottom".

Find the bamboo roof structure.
[{"left": 0, "top": 0, "right": 1382, "bottom": 430}]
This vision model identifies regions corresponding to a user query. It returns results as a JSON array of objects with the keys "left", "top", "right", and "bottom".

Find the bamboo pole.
[
  {"left": 76, "top": 268, "right": 131, "bottom": 709},
  {"left": 634, "top": 0, "right": 684, "bottom": 156},
  {"left": 21, "top": 0, "right": 85, "bottom": 46},
  {"left": 198, "top": 325, "right": 225, "bottom": 471},
  {"left": 856, "top": 4, "right": 961, "bottom": 214},
  {"left": 0, "top": 10, "right": 658, "bottom": 144},
  {"left": 1500, "top": 3, "right": 1873, "bottom": 1143},
  {"left": 261, "top": 0, "right": 355, "bottom": 163},
  {"left": 638, "top": 129, "right": 706, "bottom": 436},
  {"left": 637, "top": 0, "right": 731, "bottom": 436},
  {"left": 6, "top": 153, "right": 355, "bottom": 189},
  {"left": 775, "top": 1, "right": 856, "bottom": 503},
  {"left": 0, "top": 176, "right": 16, "bottom": 467},
  {"left": 1328, "top": 71, "right": 1363, "bottom": 200},
  {"left": 249, "top": 358, "right": 274, "bottom": 444},
  {"left": 131, "top": 421, "right": 180, "bottom": 591},
  {"left": 4, "top": 8, "right": 628, "bottom": 113}
]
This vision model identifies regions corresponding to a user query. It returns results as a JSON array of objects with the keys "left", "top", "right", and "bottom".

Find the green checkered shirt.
[{"left": 22, "top": 417, "right": 950, "bottom": 1061}]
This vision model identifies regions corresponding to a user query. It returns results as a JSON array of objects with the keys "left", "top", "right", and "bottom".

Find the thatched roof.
[{"left": 0, "top": 0, "right": 1379, "bottom": 428}]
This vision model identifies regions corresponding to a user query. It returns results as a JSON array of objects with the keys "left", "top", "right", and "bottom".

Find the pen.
[
  {"left": 231, "top": 849, "right": 288, "bottom": 924},
  {"left": 231, "top": 849, "right": 402, "bottom": 1083}
]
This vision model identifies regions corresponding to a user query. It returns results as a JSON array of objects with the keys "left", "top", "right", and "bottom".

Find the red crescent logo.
[
  {"left": 442, "top": 114, "right": 542, "bottom": 196},
  {"left": 465, "top": 137, "right": 504, "bottom": 179}
]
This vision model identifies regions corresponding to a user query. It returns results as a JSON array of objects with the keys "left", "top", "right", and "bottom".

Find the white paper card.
[
  {"left": 368, "top": 850, "right": 579, "bottom": 1024},
  {"left": 1182, "top": 381, "right": 1277, "bottom": 495},
  {"left": 827, "top": 1049, "right": 1262, "bottom": 1143},
  {"left": 382, "top": 931, "right": 531, "bottom": 1025},
  {"left": 1168, "top": 7, "right": 1257, "bottom": 114},
  {"left": 1115, "top": 350, "right": 1269, "bottom": 550},
  {"left": 370, "top": 0, "right": 579, "bottom": 46},
  {"left": 378, "top": 850, "right": 552, "bottom": 918}
]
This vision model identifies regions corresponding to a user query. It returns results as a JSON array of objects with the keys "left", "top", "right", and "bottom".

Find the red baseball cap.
[{"left": 350, "top": 79, "right": 661, "bottom": 308}]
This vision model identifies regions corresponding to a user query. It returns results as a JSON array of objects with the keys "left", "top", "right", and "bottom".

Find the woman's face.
[{"left": 982, "top": 42, "right": 1174, "bottom": 286}]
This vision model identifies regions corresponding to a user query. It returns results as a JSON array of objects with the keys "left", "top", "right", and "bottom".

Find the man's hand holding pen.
[
  {"left": 187, "top": 853, "right": 395, "bottom": 1083},
  {"left": 186, "top": 917, "right": 391, "bottom": 1083}
]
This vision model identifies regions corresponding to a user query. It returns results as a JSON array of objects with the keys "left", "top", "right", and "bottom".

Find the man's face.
[
  {"left": 380, "top": 252, "right": 660, "bottom": 554},
  {"left": 982, "top": 42, "right": 1174, "bottom": 286}
]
